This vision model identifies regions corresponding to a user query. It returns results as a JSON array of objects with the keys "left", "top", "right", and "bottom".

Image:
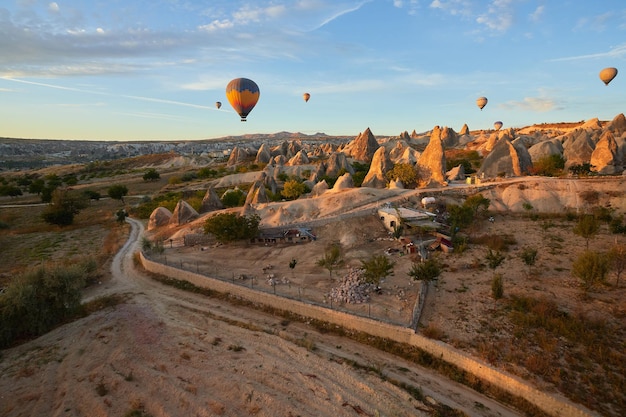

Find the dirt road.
[{"left": 0, "top": 217, "right": 525, "bottom": 417}]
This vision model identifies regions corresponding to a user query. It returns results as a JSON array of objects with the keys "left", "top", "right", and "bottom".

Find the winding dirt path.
[{"left": 0, "top": 217, "right": 525, "bottom": 417}]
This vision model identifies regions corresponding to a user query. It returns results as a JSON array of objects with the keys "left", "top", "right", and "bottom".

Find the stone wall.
[{"left": 140, "top": 252, "right": 599, "bottom": 417}]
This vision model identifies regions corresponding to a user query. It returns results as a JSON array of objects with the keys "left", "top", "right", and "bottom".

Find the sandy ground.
[
  {"left": 1, "top": 177, "right": 624, "bottom": 417},
  {"left": 0, "top": 218, "right": 524, "bottom": 417}
]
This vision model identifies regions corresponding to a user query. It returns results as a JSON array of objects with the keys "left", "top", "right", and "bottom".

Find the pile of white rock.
[{"left": 328, "top": 267, "right": 376, "bottom": 304}]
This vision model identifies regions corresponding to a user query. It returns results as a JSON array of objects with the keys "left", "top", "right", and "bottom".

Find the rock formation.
[
  {"left": 362, "top": 146, "right": 392, "bottom": 188},
  {"left": 325, "top": 152, "right": 354, "bottom": 177},
  {"left": 418, "top": 126, "right": 447, "bottom": 184},
  {"left": 477, "top": 137, "right": 532, "bottom": 178},
  {"left": 199, "top": 187, "right": 224, "bottom": 213},
  {"left": 563, "top": 129, "right": 595, "bottom": 169},
  {"left": 591, "top": 130, "right": 622, "bottom": 174},
  {"left": 331, "top": 173, "right": 354, "bottom": 191},
  {"left": 287, "top": 150, "right": 309, "bottom": 166},
  {"left": 254, "top": 143, "right": 272, "bottom": 164},
  {"left": 343, "top": 127, "right": 379, "bottom": 162},
  {"left": 606, "top": 113, "right": 626, "bottom": 136},
  {"left": 169, "top": 200, "right": 199, "bottom": 226},
  {"left": 245, "top": 180, "right": 269, "bottom": 205},
  {"left": 226, "top": 146, "right": 249, "bottom": 167},
  {"left": 311, "top": 180, "right": 329, "bottom": 197},
  {"left": 459, "top": 124, "right": 469, "bottom": 135},
  {"left": 148, "top": 207, "right": 172, "bottom": 230},
  {"left": 446, "top": 164, "right": 466, "bottom": 181},
  {"left": 528, "top": 139, "right": 563, "bottom": 163},
  {"left": 440, "top": 126, "right": 458, "bottom": 148}
]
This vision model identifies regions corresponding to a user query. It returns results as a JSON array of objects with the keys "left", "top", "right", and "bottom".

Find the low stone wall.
[{"left": 140, "top": 252, "right": 598, "bottom": 417}]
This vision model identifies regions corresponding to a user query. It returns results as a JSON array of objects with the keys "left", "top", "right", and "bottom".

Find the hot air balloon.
[
  {"left": 303, "top": 93, "right": 310, "bottom": 102},
  {"left": 494, "top": 121, "right": 503, "bottom": 131},
  {"left": 476, "top": 97, "right": 488, "bottom": 110},
  {"left": 215, "top": 101, "right": 222, "bottom": 109},
  {"left": 225, "top": 78, "right": 260, "bottom": 121},
  {"left": 599, "top": 67, "right": 618, "bottom": 86}
]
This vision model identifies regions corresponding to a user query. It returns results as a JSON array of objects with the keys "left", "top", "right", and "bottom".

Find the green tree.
[
  {"left": 203, "top": 213, "right": 260, "bottom": 244},
  {"left": 115, "top": 209, "right": 128, "bottom": 224},
  {"left": 573, "top": 214, "right": 599, "bottom": 249},
  {"left": 143, "top": 168, "right": 160, "bottom": 181},
  {"left": 28, "top": 178, "right": 45, "bottom": 195},
  {"left": 41, "top": 188, "right": 88, "bottom": 226},
  {"left": 485, "top": 249, "right": 506, "bottom": 270},
  {"left": 520, "top": 246, "right": 538, "bottom": 278},
  {"left": 316, "top": 243, "right": 344, "bottom": 279},
  {"left": 360, "top": 254, "right": 395, "bottom": 285},
  {"left": 491, "top": 273, "right": 504, "bottom": 306},
  {"left": 386, "top": 163, "right": 421, "bottom": 188},
  {"left": 572, "top": 250, "right": 609, "bottom": 292},
  {"left": 447, "top": 204, "right": 473, "bottom": 235},
  {"left": 221, "top": 189, "right": 246, "bottom": 207},
  {"left": 0, "top": 185, "right": 22, "bottom": 197},
  {"left": 531, "top": 154, "right": 565, "bottom": 176},
  {"left": 107, "top": 184, "right": 129, "bottom": 204},
  {"left": 607, "top": 244, "right": 626, "bottom": 288},
  {"left": 408, "top": 256, "right": 443, "bottom": 283},
  {"left": 464, "top": 193, "right": 490, "bottom": 218},
  {"left": 282, "top": 180, "right": 308, "bottom": 200},
  {"left": 0, "top": 261, "right": 95, "bottom": 347}
]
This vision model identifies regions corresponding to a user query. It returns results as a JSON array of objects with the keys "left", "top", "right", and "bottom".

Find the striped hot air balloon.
[
  {"left": 225, "top": 78, "right": 260, "bottom": 121},
  {"left": 476, "top": 96, "right": 488, "bottom": 110}
]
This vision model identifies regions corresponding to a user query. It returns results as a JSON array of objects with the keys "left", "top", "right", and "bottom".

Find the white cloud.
[
  {"left": 198, "top": 19, "right": 234, "bottom": 32},
  {"left": 529, "top": 5, "right": 544, "bottom": 23},
  {"left": 48, "top": 2, "right": 60, "bottom": 13},
  {"left": 502, "top": 96, "right": 561, "bottom": 112},
  {"left": 476, "top": 0, "right": 514, "bottom": 32},
  {"left": 429, "top": 0, "right": 472, "bottom": 17},
  {"left": 393, "top": 0, "right": 403, "bottom": 7},
  {"left": 96, "top": 28, "right": 105, "bottom": 34},
  {"left": 550, "top": 43, "right": 626, "bottom": 62}
]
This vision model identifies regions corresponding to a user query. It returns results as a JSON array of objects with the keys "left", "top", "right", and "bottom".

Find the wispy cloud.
[
  {"left": 429, "top": 0, "right": 473, "bottom": 18},
  {"left": 309, "top": 1, "right": 373, "bottom": 31},
  {"left": 529, "top": 5, "right": 544, "bottom": 23},
  {"left": 1, "top": 77, "right": 213, "bottom": 110},
  {"left": 575, "top": 12, "right": 615, "bottom": 32},
  {"left": 550, "top": 44, "right": 626, "bottom": 62},
  {"left": 500, "top": 96, "right": 562, "bottom": 112},
  {"left": 476, "top": 0, "right": 514, "bottom": 33}
]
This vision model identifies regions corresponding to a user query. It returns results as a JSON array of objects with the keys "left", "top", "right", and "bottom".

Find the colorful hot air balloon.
[
  {"left": 494, "top": 121, "right": 503, "bottom": 131},
  {"left": 225, "top": 78, "right": 260, "bottom": 121},
  {"left": 476, "top": 97, "right": 488, "bottom": 110},
  {"left": 599, "top": 67, "right": 618, "bottom": 86},
  {"left": 215, "top": 101, "right": 222, "bottom": 109},
  {"left": 303, "top": 93, "right": 310, "bottom": 102}
]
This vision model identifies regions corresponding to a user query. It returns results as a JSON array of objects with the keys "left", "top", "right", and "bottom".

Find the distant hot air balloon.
[
  {"left": 494, "top": 121, "right": 503, "bottom": 131},
  {"left": 599, "top": 67, "right": 618, "bottom": 86},
  {"left": 476, "top": 97, "right": 488, "bottom": 110},
  {"left": 215, "top": 101, "right": 222, "bottom": 109},
  {"left": 303, "top": 93, "right": 310, "bottom": 102},
  {"left": 225, "top": 78, "right": 260, "bottom": 121}
]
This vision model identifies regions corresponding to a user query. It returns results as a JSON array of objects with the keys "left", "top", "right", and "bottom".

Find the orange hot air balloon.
[
  {"left": 215, "top": 101, "right": 222, "bottom": 109},
  {"left": 494, "top": 121, "right": 503, "bottom": 131},
  {"left": 476, "top": 96, "right": 488, "bottom": 110},
  {"left": 303, "top": 93, "right": 310, "bottom": 102},
  {"left": 225, "top": 78, "right": 260, "bottom": 121},
  {"left": 599, "top": 67, "right": 618, "bottom": 86}
]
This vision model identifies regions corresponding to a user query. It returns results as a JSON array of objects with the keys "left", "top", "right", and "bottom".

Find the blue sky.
[{"left": 1, "top": 0, "right": 625, "bottom": 141}]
